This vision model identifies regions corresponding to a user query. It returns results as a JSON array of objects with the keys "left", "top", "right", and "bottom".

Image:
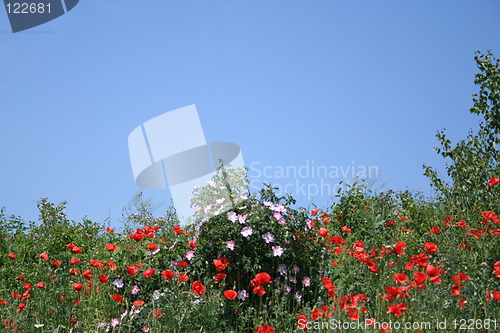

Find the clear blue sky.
[{"left": 1, "top": 0, "right": 499, "bottom": 229}]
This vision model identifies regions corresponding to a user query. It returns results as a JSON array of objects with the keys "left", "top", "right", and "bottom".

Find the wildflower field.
[{"left": 0, "top": 52, "right": 499, "bottom": 332}]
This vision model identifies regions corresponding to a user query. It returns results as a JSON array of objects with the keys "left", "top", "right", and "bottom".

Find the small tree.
[{"left": 424, "top": 51, "right": 499, "bottom": 215}]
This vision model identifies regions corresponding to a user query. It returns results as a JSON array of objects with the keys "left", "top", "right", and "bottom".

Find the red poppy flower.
[
  {"left": 107, "top": 261, "right": 117, "bottom": 270},
  {"left": 385, "top": 286, "right": 400, "bottom": 298},
  {"left": 321, "top": 277, "right": 336, "bottom": 297},
  {"left": 311, "top": 308, "right": 320, "bottom": 320},
  {"left": 16, "top": 303, "right": 26, "bottom": 313},
  {"left": 105, "top": 244, "right": 118, "bottom": 251},
  {"left": 318, "top": 228, "right": 330, "bottom": 238},
  {"left": 162, "top": 270, "right": 175, "bottom": 280},
  {"left": 23, "top": 283, "right": 31, "bottom": 291},
  {"left": 489, "top": 177, "right": 499, "bottom": 187},
  {"left": 214, "top": 273, "right": 227, "bottom": 283},
  {"left": 386, "top": 220, "right": 396, "bottom": 227},
  {"left": 178, "top": 261, "right": 188, "bottom": 268},
  {"left": 71, "top": 246, "right": 83, "bottom": 254},
  {"left": 90, "top": 259, "right": 105, "bottom": 268},
  {"left": 153, "top": 308, "right": 162, "bottom": 318},
  {"left": 20, "top": 291, "right": 29, "bottom": 302},
  {"left": 386, "top": 303, "right": 407, "bottom": 317},
  {"left": 494, "top": 261, "right": 500, "bottom": 278},
  {"left": 342, "top": 226, "right": 352, "bottom": 233},
  {"left": 400, "top": 227, "right": 412, "bottom": 233},
  {"left": 458, "top": 297, "right": 467, "bottom": 308},
  {"left": 69, "top": 268, "right": 80, "bottom": 276},
  {"left": 255, "top": 325, "right": 275, "bottom": 333},
  {"left": 423, "top": 242, "right": 438, "bottom": 255},
  {"left": 188, "top": 239, "right": 197, "bottom": 249},
  {"left": 130, "top": 232, "right": 144, "bottom": 241},
  {"left": 443, "top": 216, "right": 454, "bottom": 227},
  {"left": 39, "top": 252, "right": 49, "bottom": 261},
  {"left": 36, "top": 282, "right": 46, "bottom": 289},
  {"left": 50, "top": 260, "right": 61, "bottom": 266},
  {"left": 328, "top": 236, "right": 346, "bottom": 244},
  {"left": 17, "top": 275, "right": 25, "bottom": 281},
  {"left": 99, "top": 274, "right": 109, "bottom": 283},
  {"left": 224, "top": 290, "right": 237, "bottom": 300},
  {"left": 111, "top": 294, "right": 123, "bottom": 302},
  {"left": 413, "top": 272, "right": 428, "bottom": 284},
  {"left": 105, "top": 227, "right": 114, "bottom": 232},
  {"left": 143, "top": 268, "right": 155, "bottom": 278},
  {"left": 482, "top": 211, "right": 500, "bottom": 225},
  {"left": 429, "top": 226, "right": 441, "bottom": 234},
  {"left": 311, "top": 209, "right": 320, "bottom": 216},
  {"left": 133, "top": 300, "right": 144, "bottom": 306},
  {"left": 82, "top": 270, "right": 93, "bottom": 280},
  {"left": 297, "top": 313, "right": 309, "bottom": 331},
  {"left": 70, "top": 258, "right": 81, "bottom": 265},
  {"left": 394, "top": 242, "right": 407, "bottom": 255},
  {"left": 7, "top": 253, "right": 16, "bottom": 260},
  {"left": 426, "top": 264, "right": 444, "bottom": 284},
  {"left": 191, "top": 281, "right": 205, "bottom": 296},
  {"left": 393, "top": 273, "right": 409, "bottom": 284},
  {"left": 452, "top": 272, "right": 470, "bottom": 284},
  {"left": 321, "top": 305, "right": 333, "bottom": 319},
  {"left": 450, "top": 285, "right": 464, "bottom": 297},
  {"left": 126, "top": 265, "right": 139, "bottom": 276},
  {"left": 147, "top": 243, "right": 158, "bottom": 250},
  {"left": 457, "top": 219, "right": 468, "bottom": 229},
  {"left": 73, "top": 283, "right": 83, "bottom": 292},
  {"left": 213, "top": 257, "right": 230, "bottom": 271},
  {"left": 178, "top": 273, "right": 189, "bottom": 282},
  {"left": 253, "top": 272, "right": 271, "bottom": 285},
  {"left": 173, "top": 225, "right": 183, "bottom": 234},
  {"left": 347, "top": 307, "right": 360, "bottom": 320},
  {"left": 252, "top": 285, "right": 266, "bottom": 296}
]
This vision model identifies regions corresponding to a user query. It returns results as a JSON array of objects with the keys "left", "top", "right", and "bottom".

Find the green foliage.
[
  {"left": 187, "top": 163, "right": 250, "bottom": 224},
  {"left": 121, "top": 192, "right": 173, "bottom": 233},
  {"left": 470, "top": 51, "right": 500, "bottom": 134},
  {"left": 190, "top": 182, "right": 325, "bottom": 330},
  {"left": 424, "top": 51, "right": 500, "bottom": 215}
]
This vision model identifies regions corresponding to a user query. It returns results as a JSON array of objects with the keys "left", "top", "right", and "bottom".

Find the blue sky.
[{"left": 1, "top": 0, "right": 499, "bottom": 229}]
